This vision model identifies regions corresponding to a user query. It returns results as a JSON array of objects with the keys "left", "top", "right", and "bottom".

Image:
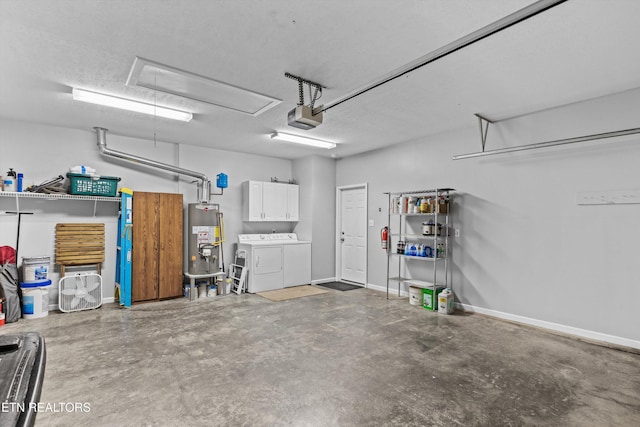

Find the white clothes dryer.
[{"left": 237, "top": 234, "right": 311, "bottom": 293}]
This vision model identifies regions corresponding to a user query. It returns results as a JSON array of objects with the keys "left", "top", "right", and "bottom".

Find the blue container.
[
  {"left": 216, "top": 173, "right": 228, "bottom": 189},
  {"left": 17, "top": 173, "right": 23, "bottom": 192}
]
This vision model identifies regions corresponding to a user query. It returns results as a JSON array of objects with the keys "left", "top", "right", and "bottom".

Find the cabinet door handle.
[{"left": 256, "top": 256, "right": 260, "bottom": 267}]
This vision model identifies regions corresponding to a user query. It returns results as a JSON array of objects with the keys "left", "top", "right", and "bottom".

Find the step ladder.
[{"left": 229, "top": 250, "right": 248, "bottom": 295}]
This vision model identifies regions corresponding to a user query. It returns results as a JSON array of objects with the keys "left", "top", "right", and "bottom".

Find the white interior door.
[{"left": 339, "top": 186, "right": 367, "bottom": 284}]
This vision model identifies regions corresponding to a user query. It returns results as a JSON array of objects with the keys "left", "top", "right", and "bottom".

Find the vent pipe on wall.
[{"left": 94, "top": 127, "right": 213, "bottom": 203}]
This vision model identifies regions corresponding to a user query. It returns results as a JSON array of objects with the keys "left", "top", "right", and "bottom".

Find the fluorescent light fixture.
[
  {"left": 72, "top": 88, "right": 193, "bottom": 122},
  {"left": 270, "top": 132, "right": 336, "bottom": 149}
]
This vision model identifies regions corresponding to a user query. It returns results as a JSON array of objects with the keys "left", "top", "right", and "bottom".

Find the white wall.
[
  {"left": 292, "top": 156, "right": 337, "bottom": 282},
  {"left": 336, "top": 88, "right": 640, "bottom": 348},
  {"left": 310, "top": 156, "right": 337, "bottom": 281},
  {"left": 292, "top": 156, "right": 313, "bottom": 241},
  {"left": 0, "top": 119, "right": 294, "bottom": 305}
]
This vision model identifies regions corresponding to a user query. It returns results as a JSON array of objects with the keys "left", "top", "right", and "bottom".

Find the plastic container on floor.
[
  {"left": 422, "top": 285, "right": 445, "bottom": 311},
  {"left": 207, "top": 284, "right": 217, "bottom": 298},
  {"left": 22, "top": 256, "right": 50, "bottom": 282},
  {"left": 20, "top": 280, "right": 52, "bottom": 319},
  {"left": 438, "top": 288, "right": 455, "bottom": 314},
  {"left": 409, "top": 286, "right": 422, "bottom": 306}
]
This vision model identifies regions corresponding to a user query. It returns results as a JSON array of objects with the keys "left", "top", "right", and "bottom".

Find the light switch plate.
[{"left": 368, "top": 219, "right": 374, "bottom": 227}]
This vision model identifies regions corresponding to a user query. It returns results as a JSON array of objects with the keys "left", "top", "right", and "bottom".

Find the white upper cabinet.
[
  {"left": 243, "top": 181, "right": 265, "bottom": 221},
  {"left": 286, "top": 184, "right": 299, "bottom": 221},
  {"left": 242, "top": 181, "right": 299, "bottom": 222}
]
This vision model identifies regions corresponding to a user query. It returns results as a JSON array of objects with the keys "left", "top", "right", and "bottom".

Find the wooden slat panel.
[
  {"left": 56, "top": 254, "right": 105, "bottom": 260},
  {"left": 56, "top": 224, "right": 105, "bottom": 229},
  {"left": 56, "top": 252, "right": 105, "bottom": 258},
  {"left": 55, "top": 223, "right": 105, "bottom": 266},
  {"left": 56, "top": 245, "right": 105, "bottom": 251},
  {"left": 57, "top": 259, "right": 105, "bottom": 265}
]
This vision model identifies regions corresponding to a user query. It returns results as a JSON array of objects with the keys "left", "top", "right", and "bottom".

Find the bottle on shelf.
[
  {"left": 3, "top": 168, "right": 17, "bottom": 192},
  {"left": 419, "top": 196, "right": 430, "bottom": 213}
]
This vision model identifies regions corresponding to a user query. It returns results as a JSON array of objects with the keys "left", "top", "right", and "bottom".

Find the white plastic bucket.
[
  {"left": 21, "top": 280, "right": 52, "bottom": 319},
  {"left": 207, "top": 285, "right": 217, "bottom": 298},
  {"left": 409, "top": 286, "right": 422, "bottom": 306},
  {"left": 23, "top": 256, "right": 50, "bottom": 282}
]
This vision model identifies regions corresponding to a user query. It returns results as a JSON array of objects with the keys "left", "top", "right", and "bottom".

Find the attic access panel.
[{"left": 126, "top": 57, "right": 281, "bottom": 116}]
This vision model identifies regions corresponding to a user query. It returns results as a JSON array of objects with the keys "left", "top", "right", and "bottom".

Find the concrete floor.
[{"left": 3, "top": 286, "right": 639, "bottom": 426}]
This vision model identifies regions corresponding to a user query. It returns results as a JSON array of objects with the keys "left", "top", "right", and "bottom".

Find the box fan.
[{"left": 58, "top": 273, "right": 102, "bottom": 313}]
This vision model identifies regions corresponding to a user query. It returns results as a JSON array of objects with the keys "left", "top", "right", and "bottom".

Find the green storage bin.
[
  {"left": 422, "top": 285, "right": 445, "bottom": 311},
  {"left": 67, "top": 173, "right": 121, "bottom": 197}
]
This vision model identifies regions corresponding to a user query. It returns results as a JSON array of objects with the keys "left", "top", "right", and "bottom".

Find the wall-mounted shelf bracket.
[{"left": 475, "top": 113, "right": 495, "bottom": 152}]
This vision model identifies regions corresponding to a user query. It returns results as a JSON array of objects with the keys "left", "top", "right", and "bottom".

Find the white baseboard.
[
  {"left": 366, "top": 282, "right": 409, "bottom": 296},
  {"left": 365, "top": 285, "right": 640, "bottom": 350},
  {"left": 456, "top": 303, "right": 640, "bottom": 350},
  {"left": 311, "top": 277, "right": 337, "bottom": 285}
]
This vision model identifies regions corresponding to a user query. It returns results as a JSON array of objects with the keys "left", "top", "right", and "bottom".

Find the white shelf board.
[{"left": 0, "top": 192, "right": 120, "bottom": 202}]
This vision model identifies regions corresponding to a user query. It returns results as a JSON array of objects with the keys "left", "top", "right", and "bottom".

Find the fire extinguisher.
[{"left": 381, "top": 226, "right": 389, "bottom": 250}]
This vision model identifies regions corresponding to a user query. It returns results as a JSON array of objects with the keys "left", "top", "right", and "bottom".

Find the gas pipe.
[{"left": 381, "top": 226, "right": 389, "bottom": 250}]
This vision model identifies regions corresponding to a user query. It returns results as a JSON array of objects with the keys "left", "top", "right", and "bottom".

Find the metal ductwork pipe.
[{"left": 94, "top": 127, "right": 213, "bottom": 203}]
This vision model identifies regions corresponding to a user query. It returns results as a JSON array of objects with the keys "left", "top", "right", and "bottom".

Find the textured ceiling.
[{"left": 1, "top": 0, "right": 640, "bottom": 159}]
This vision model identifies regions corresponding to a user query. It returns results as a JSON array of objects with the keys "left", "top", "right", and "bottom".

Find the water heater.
[{"left": 187, "top": 203, "right": 224, "bottom": 275}]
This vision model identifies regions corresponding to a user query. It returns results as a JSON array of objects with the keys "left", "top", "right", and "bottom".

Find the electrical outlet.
[{"left": 454, "top": 228, "right": 460, "bottom": 237}]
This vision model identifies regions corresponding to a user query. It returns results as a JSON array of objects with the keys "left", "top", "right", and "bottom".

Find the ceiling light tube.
[
  {"left": 72, "top": 88, "right": 193, "bottom": 122},
  {"left": 270, "top": 132, "right": 336, "bottom": 149}
]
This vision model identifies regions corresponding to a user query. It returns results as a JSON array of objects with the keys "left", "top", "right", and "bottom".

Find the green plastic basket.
[{"left": 67, "top": 173, "right": 121, "bottom": 197}]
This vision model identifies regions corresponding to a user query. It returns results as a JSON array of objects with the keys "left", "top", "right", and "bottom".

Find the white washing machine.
[{"left": 237, "top": 234, "right": 311, "bottom": 293}]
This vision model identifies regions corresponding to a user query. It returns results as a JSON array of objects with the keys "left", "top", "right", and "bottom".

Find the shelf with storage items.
[
  {"left": 0, "top": 191, "right": 121, "bottom": 216},
  {"left": 383, "top": 188, "right": 454, "bottom": 303}
]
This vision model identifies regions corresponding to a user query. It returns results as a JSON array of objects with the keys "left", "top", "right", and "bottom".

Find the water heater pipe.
[{"left": 94, "top": 127, "right": 215, "bottom": 203}]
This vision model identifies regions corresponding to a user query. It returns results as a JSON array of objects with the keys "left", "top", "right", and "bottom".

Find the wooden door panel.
[
  {"left": 158, "top": 193, "right": 183, "bottom": 299},
  {"left": 132, "top": 192, "right": 160, "bottom": 302}
]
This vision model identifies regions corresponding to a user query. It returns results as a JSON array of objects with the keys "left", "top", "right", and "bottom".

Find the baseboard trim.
[
  {"left": 366, "top": 282, "right": 409, "bottom": 296},
  {"left": 365, "top": 284, "right": 640, "bottom": 351},
  {"left": 456, "top": 303, "right": 640, "bottom": 351},
  {"left": 311, "top": 277, "right": 337, "bottom": 285}
]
